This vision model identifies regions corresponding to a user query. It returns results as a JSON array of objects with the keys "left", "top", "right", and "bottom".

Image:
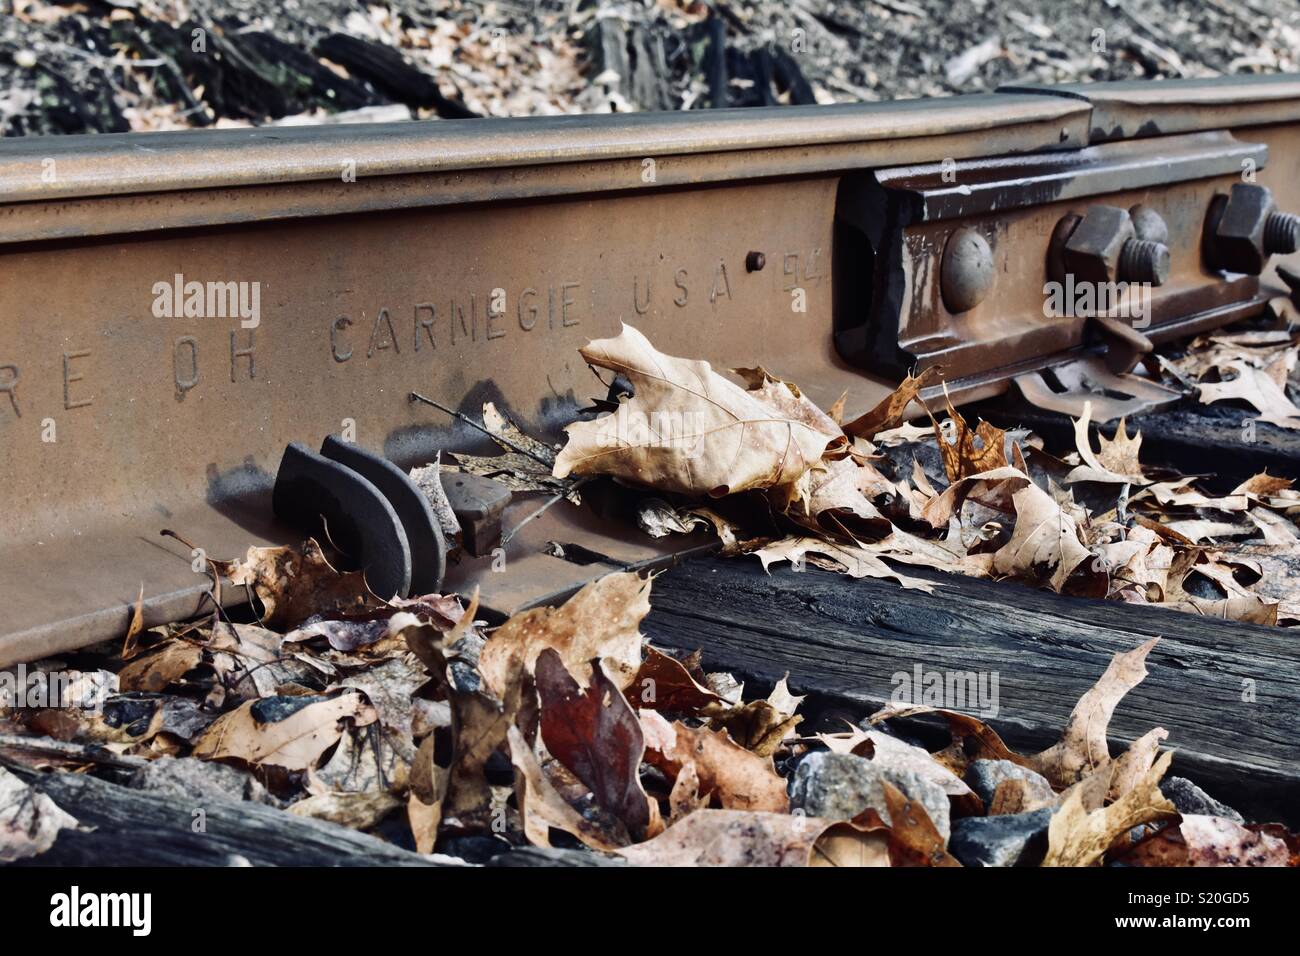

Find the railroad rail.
[{"left": 3, "top": 74, "right": 1300, "bottom": 665}]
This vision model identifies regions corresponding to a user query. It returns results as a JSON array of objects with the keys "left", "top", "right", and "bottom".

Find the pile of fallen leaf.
[
  {"left": 3, "top": 322, "right": 1299, "bottom": 866},
  {"left": 2, "top": 566, "right": 1294, "bottom": 866},
  {"left": 454, "top": 323, "right": 1300, "bottom": 627}
]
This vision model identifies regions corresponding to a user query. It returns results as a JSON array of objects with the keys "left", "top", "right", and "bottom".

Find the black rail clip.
[{"left": 272, "top": 436, "right": 447, "bottom": 600}]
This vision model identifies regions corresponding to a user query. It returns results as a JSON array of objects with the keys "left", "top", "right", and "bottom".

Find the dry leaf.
[
  {"left": 787, "top": 456, "right": 895, "bottom": 539},
  {"left": 707, "top": 700, "right": 802, "bottom": 757},
  {"left": 753, "top": 536, "right": 940, "bottom": 592},
  {"left": 1065, "top": 403, "right": 1146, "bottom": 483},
  {"left": 507, "top": 725, "right": 623, "bottom": 852},
  {"left": 535, "top": 649, "right": 662, "bottom": 842},
  {"left": 640, "top": 709, "right": 789, "bottom": 812},
  {"left": 667, "top": 762, "right": 708, "bottom": 825},
  {"left": 289, "top": 790, "right": 401, "bottom": 829},
  {"left": 1029, "top": 638, "right": 1158, "bottom": 788},
  {"left": 442, "top": 686, "right": 521, "bottom": 830},
  {"left": 442, "top": 402, "right": 575, "bottom": 499},
  {"left": 121, "top": 584, "right": 145, "bottom": 660},
  {"left": 631, "top": 646, "right": 726, "bottom": 715},
  {"left": 993, "top": 482, "right": 1100, "bottom": 593},
  {"left": 810, "top": 820, "right": 892, "bottom": 867},
  {"left": 408, "top": 451, "right": 463, "bottom": 546},
  {"left": 1107, "top": 727, "right": 1169, "bottom": 801},
  {"left": 407, "top": 735, "right": 447, "bottom": 854},
  {"left": 0, "top": 767, "right": 84, "bottom": 863},
  {"left": 1232, "top": 471, "right": 1294, "bottom": 498},
  {"left": 193, "top": 692, "right": 374, "bottom": 770},
  {"left": 616, "top": 809, "right": 833, "bottom": 866},
  {"left": 920, "top": 465, "right": 1031, "bottom": 528},
  {"left": 480, "top": 571, "right": 650, "bottom": 695},
  {"left": 930, "top": 393, "right": 1008, "bottom": 482},
  {"left": 117, "top": 640, "right": 203, "bottom": 693},
  {"left": 1043, "top": 751, "right": 1178, "bottom": 866},
  {"left": 731, "top": 366, "right": 846, "bottom": 448},
  {"left": 868, "top": 701, "right": 1027, "bottom": 776},
  {"left": 1197, "top": 359, "right": 1300, "bottom": 428},
  {"left": 843, "top": 366, "right": 942, "bottom": 440},
  {"left": 880, "top": 780, "right": 961, "bottom": 867},
  {"left": 553, "top": 324, "right": 833, "bottom": 496},
  {"left": 214, "top": 539, "right": 381, "bottom": 628}
]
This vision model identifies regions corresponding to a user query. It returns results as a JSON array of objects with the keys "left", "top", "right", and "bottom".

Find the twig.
[
  {"left": 500, "top": 476, "right": 594, "bottom": 547},
  {"left": 409, "top": 392, "right": 554, "bottom": 469}
]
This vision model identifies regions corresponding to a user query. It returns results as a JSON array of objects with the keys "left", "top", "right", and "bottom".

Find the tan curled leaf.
[
  {"left": 1028, "top": 638, "right": 1159, "bottom": 788},
  {"left": 1043, "top": 751, "right": 1178, "bottom": 866},
  {"left": 843, "top": 366, "right": 942, "bottom": 441},
  {"left": 407, "top": 736, "right": 447, "bottom": 854},
  {"left": 553, "top": 324, "right": 833, "bottom": 496},
  {"left": 215, "top": 538, "right": 382, "bottom": 626},
  {"left": 1107, "top": 727, "right": 1169, "bottom": 802},
  {"left": 786, "top": 456, "right": 895, "bottom": 540},
  {"left": 753, "top": 536, "right": 940, "bottom": 592},
  {"left": 811, "top": 820, "right": 892, "bottom": 867},
  {"left": 1065, "top": 402, "right": 1145, "bottom": 483},
  {"left": 1197, "top": 359, "right": 1300, "bottom": 428},
  {"left": 0, "top": 767, "right": 85, "bottom": 863},
  {"left": 289, "top": 791, "right": 401, "bottom": 830},
  {"left": 480, "top": 572, "right": 649, "bottom": 695},
  {"left": 192, "top": 692, "right": 372, "bottom": 771},
  {"left": 507, "top": 725, "right": 623, "bottom": 852},
  {"left": 731, "top": 366, "right": 847, "bottom": 450},
  {"left": 617, "top": 809, "right": 833, "bottom": 866},
  {"left": 993, "top": 482, "right": 1099, "bottom": 593},
  {"left": 920, "top": 466, "right": 1031, "bottom": 528},
  {"left": 640, "top": 710, "right": 789, "bottom": 812},
  {"left": 1232, "top": 471, "right": 1294, "bottom": 498},
  {"left": 117, "top": 640, "right": 204, "bottom": 693}
]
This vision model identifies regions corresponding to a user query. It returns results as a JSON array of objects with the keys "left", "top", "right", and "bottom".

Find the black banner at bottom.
[{"left": 0, "top": 865, "right": 1283, "bottom": 941}]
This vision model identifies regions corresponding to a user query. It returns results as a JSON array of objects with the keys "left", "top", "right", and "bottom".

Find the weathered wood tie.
[{"left": 646, "top": 557, "right": 1300, "bottom": 826}]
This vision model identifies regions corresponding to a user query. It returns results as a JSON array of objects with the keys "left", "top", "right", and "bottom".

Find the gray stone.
[
  {"left": 1162, "top": 776, "right": 1244, "bottom": 824},
  {"left": 948, "top": 809, "right": 1053, "bottom": 867},
  {"left": 965, "top": 759, "right": 1055, "bottom": 808},
  {"left": 789, "top": 751, "right": 951, "bottom": 840}
]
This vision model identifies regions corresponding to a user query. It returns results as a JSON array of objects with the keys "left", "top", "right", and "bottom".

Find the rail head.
[
  {"left": 0, "top": 93, "right": 1090, "bottom": 206},
  {"left": 1002, "top": 73, "right": 1300, "bottom": 141}
]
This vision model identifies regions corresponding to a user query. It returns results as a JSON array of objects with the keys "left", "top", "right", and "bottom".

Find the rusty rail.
[{"left": 3, "top": 75, "right": 1300, "bottom": 664}]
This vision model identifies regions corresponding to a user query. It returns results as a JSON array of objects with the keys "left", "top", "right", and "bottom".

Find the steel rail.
[{"left": 2, "top": 75, "right": 1300, "bottom": 665}]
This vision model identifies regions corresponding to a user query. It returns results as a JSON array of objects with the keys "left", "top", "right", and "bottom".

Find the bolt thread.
[
  {"left": 1118, "top": 239, "right": 1170, "bottom": 285},
  {"left": 1264, "top": 212, "right": 1300, "bottom": 255}
]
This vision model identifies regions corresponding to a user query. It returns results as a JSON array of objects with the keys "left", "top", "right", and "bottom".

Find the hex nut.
[
  {"left": 1213, "top": 182, "right": 1275, "bottom": 275},
  {"left": 1062, "top": 205, "right": 1134, "bottom": 285}
]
